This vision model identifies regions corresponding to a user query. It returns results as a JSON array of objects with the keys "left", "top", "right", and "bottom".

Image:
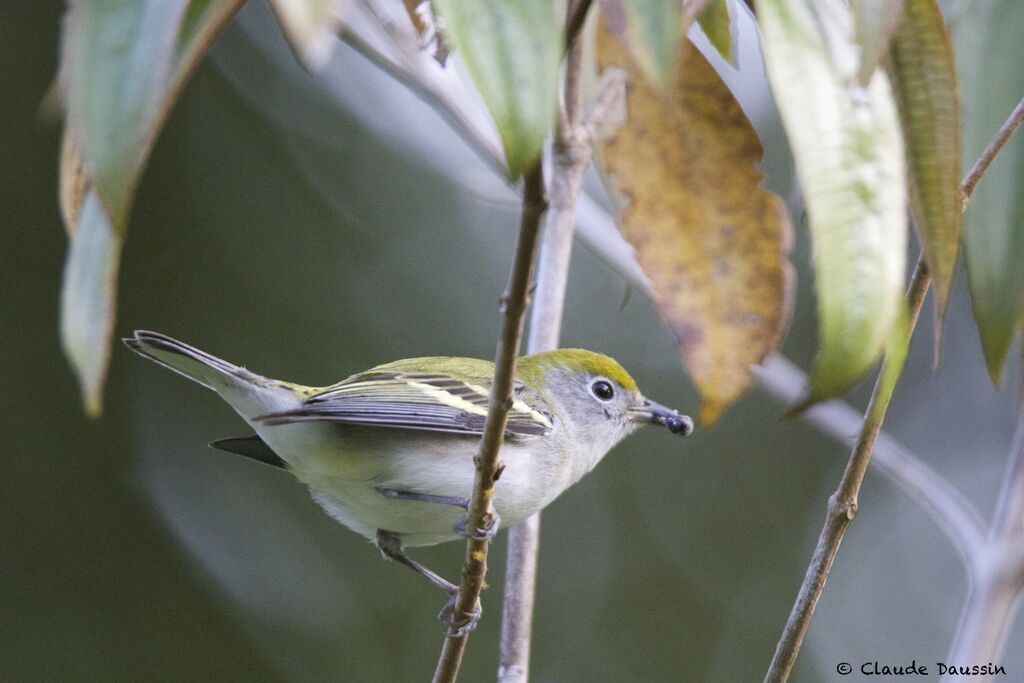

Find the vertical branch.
[
  {"left": 498, "top": 21, "right": 581, "bottom": 683},
  {"left": 498, "top": 513, "right": 542, "bottom": 683},
  {"left": 765, "top": 93, "right": 1024, "bottom": 683},
  {"left": 432, "top": 165, "right": 548, "bottom": 683},
  {"left": 499, "top": 3, "right": 604, "bottom": 680}
]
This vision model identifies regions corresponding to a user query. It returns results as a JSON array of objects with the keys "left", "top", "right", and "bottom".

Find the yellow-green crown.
[{"left": 521, "top": 349, "right": 639, "bottom": 393}]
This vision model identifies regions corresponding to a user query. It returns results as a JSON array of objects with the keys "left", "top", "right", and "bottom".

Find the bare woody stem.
[
  {"left": 431, "top": 165, "right": 547, "bottom": 683},
  {"left": 498, "top": 3, "right": 602, "bottom": 678},
  {"left": 764, "top": 95, "right": 1024, "bottom": 683}
]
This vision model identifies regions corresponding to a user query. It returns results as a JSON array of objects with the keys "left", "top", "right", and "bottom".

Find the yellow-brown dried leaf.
[{"left": 597, "top": 21, "right": 793, "bottom": 423}]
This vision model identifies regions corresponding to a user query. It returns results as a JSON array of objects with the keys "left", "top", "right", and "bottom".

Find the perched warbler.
[{"left": 126, "top": 331, "right": 692, "bottom": 608}]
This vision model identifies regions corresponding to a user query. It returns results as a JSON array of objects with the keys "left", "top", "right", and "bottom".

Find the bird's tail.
[{"left": 124, "top": 330, "right": 260, "bottom": 392}]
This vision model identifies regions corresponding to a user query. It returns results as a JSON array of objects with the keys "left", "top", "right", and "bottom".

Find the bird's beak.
[{"left": 629, "top": 398, "right": 694, "bottom": 436}]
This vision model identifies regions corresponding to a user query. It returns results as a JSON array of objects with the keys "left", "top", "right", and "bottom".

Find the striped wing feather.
[{"left": 255, "top": 369, "right": 552, "bottom": 438}]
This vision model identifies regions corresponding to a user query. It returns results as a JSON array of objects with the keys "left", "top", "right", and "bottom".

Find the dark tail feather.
[
  {"left": 124, "top": 330, "right": 254, "bottom": 390},
  {"left": 209, "top": 435, "right": 287, "bottom": 470}
]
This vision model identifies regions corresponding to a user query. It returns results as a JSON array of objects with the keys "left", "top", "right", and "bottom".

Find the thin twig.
[
  {"left": 497, "top": 3, "right": 598, "bottom": 678},
  {"left": 765, "top": 93, "right": 1024, "bottom": 682},
  {"left": 763, "top": 258, "right": 931, "bottom": 683},
  {"left": 960, "top": 96, "right": 1024, "bottom": 206},
  {"left": 431, "top": 165, "right": 547, "bottom": 683}
]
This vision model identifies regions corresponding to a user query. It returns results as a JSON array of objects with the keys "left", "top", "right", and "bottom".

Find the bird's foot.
[
  {"left": 438, "top": 592, "right": 482, "bottom": 638},
  {"left": 453, "top": 511, "right": 501, "bottom": 541}
]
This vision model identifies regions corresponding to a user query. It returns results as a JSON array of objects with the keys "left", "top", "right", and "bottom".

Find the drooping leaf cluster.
[{"left": 56, "top": 0, "right": 1022, "bottom": 423}]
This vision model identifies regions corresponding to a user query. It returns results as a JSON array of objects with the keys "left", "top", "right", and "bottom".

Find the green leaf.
[
  {"left": 59, "top": 0, "right": 246, "bottom": 416},
  {"left": 63, "top": 0, "right": 190, "bottom": 229},
  {"left": 60, "top": 190, "right": 124, "bottom": 419},
  {"left": 433, "top": 0, "right": 560, "bottom": 177},
  {"left": 955, "top": 1, "right": 1024, "bottom": 382},
  {"left": 887, "top": 0, "right": 961, "bottom": 339},
  {"left": 614, "top": 0, "right": 685, "bottom": 88},
  {"left": 851, "top": 0, "right": 906, "bottom": 86},
  {"left": 756, "top": 0, "right": 908, "bottom": 401},
  {"left": 697, "top": 0, "right": 733, "bottom": 65},
  {"left": 267, "top": 0, "right": 347, "bottom": 71}
]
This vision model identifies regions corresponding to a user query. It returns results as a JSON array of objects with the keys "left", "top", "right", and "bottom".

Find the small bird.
[{"left": 126, "top": 331, "right": 692, "bottom": 626}]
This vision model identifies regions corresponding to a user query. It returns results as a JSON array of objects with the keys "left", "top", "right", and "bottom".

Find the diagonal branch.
[
  {"left": 763, "top": 257, "right": 931, "bottom": 683},
  {"left": 764, "top": 91, "right": 1024, "bottom": 683},
  {"left": 498, "top": 5, "right": 617, "bottom": 680},
  {"left": 960, "top": 96, "right": 1024, "bottom": 205},
  {"left": 431, "top": 164, "right": 548, "bottom": 683}
]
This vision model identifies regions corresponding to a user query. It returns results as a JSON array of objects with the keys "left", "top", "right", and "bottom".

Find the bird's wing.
[{"left": 254, "top": 363, "right": 554, "bottom": 439}]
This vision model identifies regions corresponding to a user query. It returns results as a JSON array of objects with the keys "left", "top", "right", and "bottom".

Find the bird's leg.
[
  {"left": 374, "top": 486, "right": 469, "bottom": 509},
  {"left": 372, "top": 485, "right": 498, "bottom": 542},
  {"left": 374, "top": 529, "right": 458, "bottom": 593},
  {"left": 374, "top": 530, "right": 481, "bottom": 636}
]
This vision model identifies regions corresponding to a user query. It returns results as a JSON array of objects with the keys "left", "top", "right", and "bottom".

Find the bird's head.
[{"left": 521, "top": 349, "right": 693, "bottom": 453}]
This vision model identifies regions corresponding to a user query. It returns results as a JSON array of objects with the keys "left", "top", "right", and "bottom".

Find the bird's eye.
[{"left": 590, "top": 379, "right": 615, "bottom": 401}]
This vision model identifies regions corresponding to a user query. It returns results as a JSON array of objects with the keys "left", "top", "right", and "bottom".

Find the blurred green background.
[{"left": 3, "top": 2, "right": 1023, "bottom": 680}]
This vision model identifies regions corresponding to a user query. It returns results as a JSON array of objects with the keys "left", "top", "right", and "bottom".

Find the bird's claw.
[
  {"left": 437, "top": 592, "right": 482, "bottom": 638},
  {"left": 453, "top": 511, "right": 501, "bottom": 540}
]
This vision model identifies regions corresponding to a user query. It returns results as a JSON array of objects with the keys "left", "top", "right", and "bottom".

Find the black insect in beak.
[{"left": 629, "top": 399, "right": 694, "bottom": 436}]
